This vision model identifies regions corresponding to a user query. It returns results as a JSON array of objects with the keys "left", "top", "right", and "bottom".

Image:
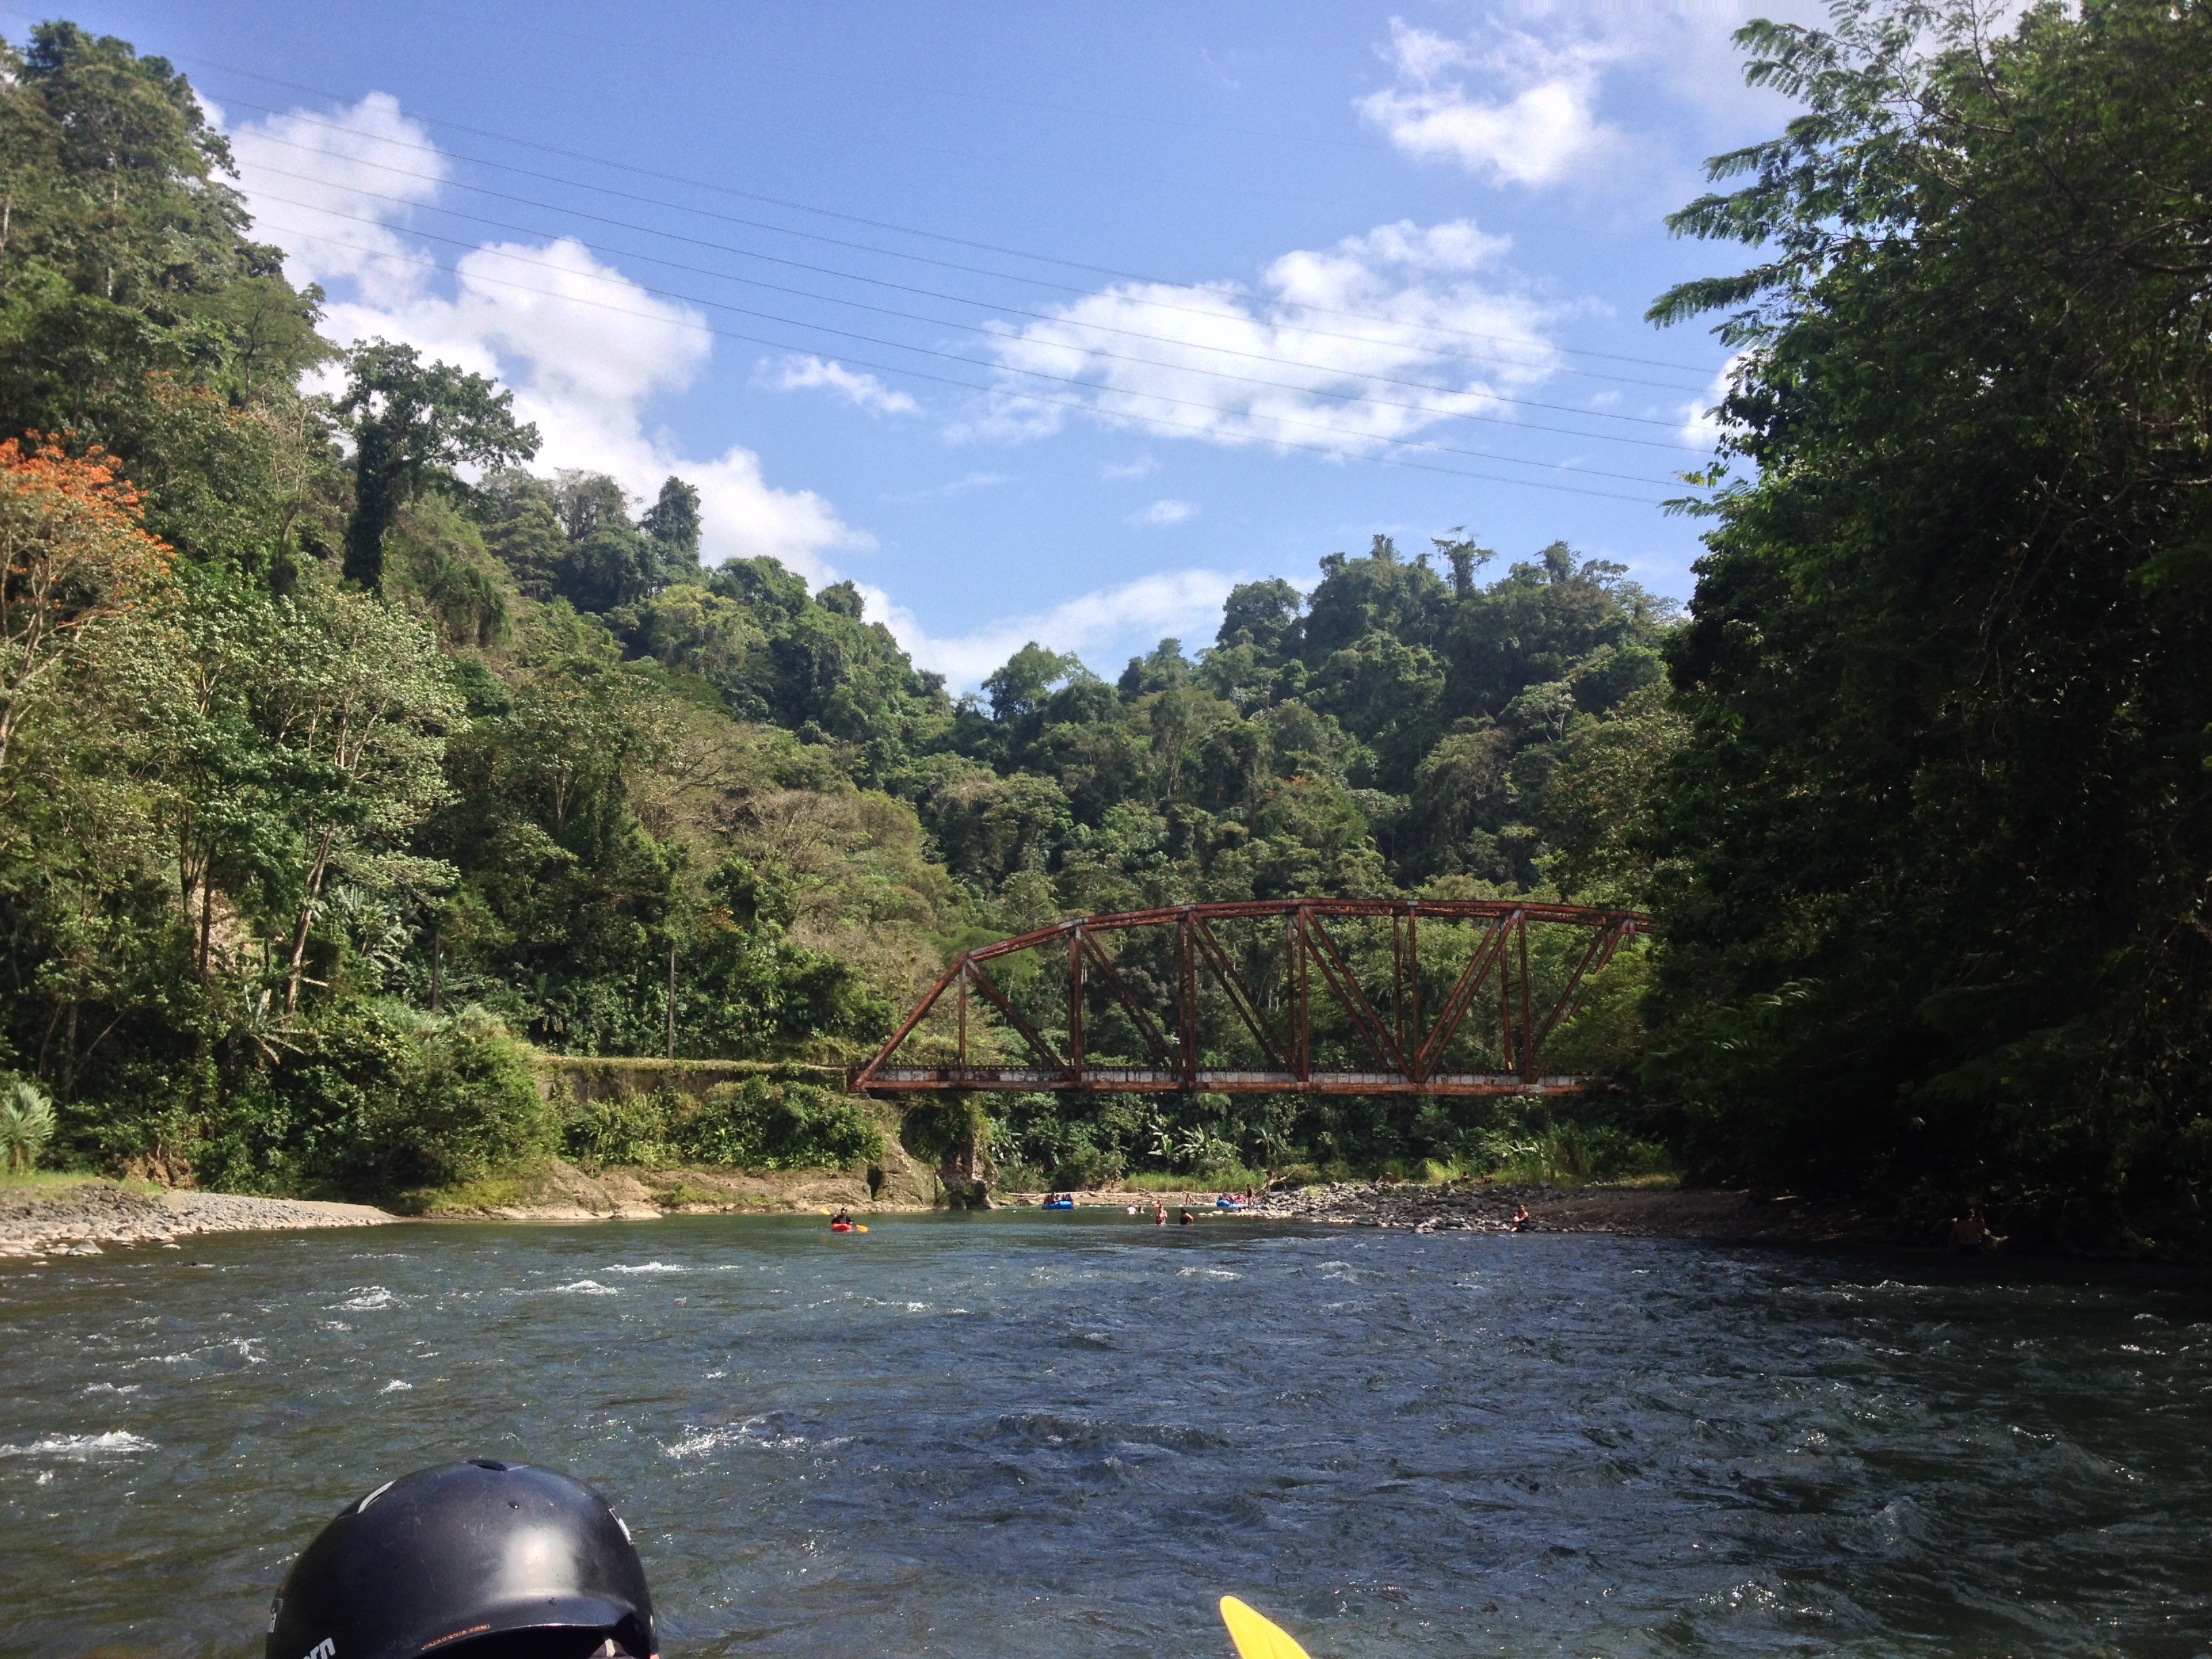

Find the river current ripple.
[{"left": 4, "top": 1214, "right": 2210, "bottom": 1658}]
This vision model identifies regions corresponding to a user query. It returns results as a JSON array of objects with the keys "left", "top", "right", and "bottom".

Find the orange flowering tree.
[{"left": 0, "top": 434, "right": 174, "bottom": 769}]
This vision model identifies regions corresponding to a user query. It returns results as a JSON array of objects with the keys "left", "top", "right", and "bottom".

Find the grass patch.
[
  {"left": 398, "top": 1172, "right": 537, "bottom": 1215},
  {"left": 0, "top": 1170, "right": 161, "bottom": 1194},
  {"left": 1119, "top": 1166, "right": 1267, "bottom": 1193},
  {"left": 651, "top": 1180, "right": 778, "bottom": 1209},
  {"left": 1593, "top": 1170, "right": 1681, "bottom": 1190}
]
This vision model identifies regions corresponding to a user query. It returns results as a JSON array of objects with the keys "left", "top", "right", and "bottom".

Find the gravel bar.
[{"left": 0, "top": 1182, "right": 394, "bottom": 1261}]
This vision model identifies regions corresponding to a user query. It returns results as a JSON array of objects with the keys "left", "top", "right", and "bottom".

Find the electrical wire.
[
  {"left": 249, "top": 217, "right": 1681, "bottom": 508},
  {"left": 236, "top": 128, "right": 1712, "bottom": 401},
  {"left": 251, "top": 200, "right": 1687, "bottom": 490},
  {"left": 188, "top": 62, "right": 1721, "bottom": 377},
  {"left": 244, "top": 169, "right": 1706, "bottom": 458}
]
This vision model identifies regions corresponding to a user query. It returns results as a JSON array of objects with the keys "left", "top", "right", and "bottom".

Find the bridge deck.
[
  {"left": 853, "top": 1067, "right": 1594, "bottom": 1096},
  {"left": 849, "top": 898, "right": 1649, "bottom": 1099}
]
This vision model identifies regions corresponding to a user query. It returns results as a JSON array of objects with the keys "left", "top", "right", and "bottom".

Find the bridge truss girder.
[{"left": 848, "top": 899, "right": 1647, "bottom": 1097}]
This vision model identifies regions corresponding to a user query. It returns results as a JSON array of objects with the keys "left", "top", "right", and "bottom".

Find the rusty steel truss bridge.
[{"left": 848, "top": 899, "right": 1649, "bottom": 1099}]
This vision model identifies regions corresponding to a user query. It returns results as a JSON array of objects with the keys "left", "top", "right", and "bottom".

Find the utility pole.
[
  {"left": 430, "top": 920, "right": 441, "bottom": 1013},
  {"left": 665, "top": 939, "right": 677, "bottom": 1061}
]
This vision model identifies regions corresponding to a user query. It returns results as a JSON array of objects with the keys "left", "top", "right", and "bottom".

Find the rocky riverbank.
[
  {"left": 1244, "top": 1179, "right": 1908, "bottom": 1244},
  {"left": 1, "top": 1171, "right": 1909, "bottom": 1263},
  {"left": 991, "top": 1179, "right": 1906, "bottom": 1243},
  {"left": 0, "top": 1181, "right": 394, "bottom": 1261}
]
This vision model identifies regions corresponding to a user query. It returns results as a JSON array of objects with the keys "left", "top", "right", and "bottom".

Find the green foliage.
[
  {"left": 1, "top": 1076, "right": 58, "bottom": 1172},
  {"left": 194, "top": 1004, "right": 550, "bottom": 1197},
  {"left": 681, "top": 1079, "right": 882, "bottom": 1170},
  {"left": 560, "top": 1080, "right": 883, "bottom": 1172},
  {"left": 378, "top": 1008, "right": 552, "bottom": 1189},
  {"left": 1640, "top": 0, "right": 2212, "bottom": 1244},
  {"left": 563, "top": 1087, "right": 680, "bottom": 1170},
  {"left": 0, "top": 23, "right": 312, "bottom": 440},
  {"left": 1476, "top": 1121, "right": 1671, "bottom": 1186},
  {"left": 0, "top": 12, "right": 1692, "bottom": 1210},
  {"left": 899, "top": 1094, "right": 994, "bottom": 1168},
  {"left": 337, "top": 340, "right": 537, "bottom": 590}
]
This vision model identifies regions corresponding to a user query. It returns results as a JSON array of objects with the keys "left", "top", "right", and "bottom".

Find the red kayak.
[{"left": 830, "top": 1221, "right": 853, "bottom": 1233}]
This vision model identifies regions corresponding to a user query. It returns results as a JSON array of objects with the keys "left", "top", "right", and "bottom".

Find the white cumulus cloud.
[
  {"left": 1357, "top": 18, "right": 1622, "bottom": 188},
  {"left": 1130, "top": 499, "right": 1197, "bottom": 527},
  {"left": 227, "top": 96, "right": 863, "bottom": 581},
  {"left": 1678, "top": 354, "right": 1744, "bottom": 447},
  {"left": 972, "top": 218, "right": 1556, "bottom": 457},
  {"left": 762, "top": 354, "right": 919, "bottom": 415},
  {"left": 228, "top": 92, "right": 447, "bottom": 301},
  {"left": 865, "top": 569, "right": 1239, "bottom": 690}
]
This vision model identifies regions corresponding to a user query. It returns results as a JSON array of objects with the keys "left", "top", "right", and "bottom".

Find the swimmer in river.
[
  {"left": 1511, "top": 1202, "right": 1532, "bottom": 1233},
  {"left": 267, "top": 1460, "right": 657, "bottom": 1658},
  {"left": 1178, "top": 1208, "right": 1195, "bottom": 1226},
  {"left": 1153, "top": 1200, "right": 1167, "bottom": 1226}
]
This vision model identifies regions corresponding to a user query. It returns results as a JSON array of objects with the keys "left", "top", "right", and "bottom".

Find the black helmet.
[{"left": 266, "top": 1460, "right": 656, "bottom": 1659}]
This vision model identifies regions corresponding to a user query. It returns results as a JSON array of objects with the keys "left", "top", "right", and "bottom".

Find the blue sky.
[{"left": 9, "top": 0, "right": 1817, "bottom": 685}]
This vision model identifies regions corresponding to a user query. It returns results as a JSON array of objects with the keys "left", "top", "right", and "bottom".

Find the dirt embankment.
[
  {"left": 0, "top": 1181, "right": 394, "bottom": 1261},
  {"left": 432, "top": 1156, "right": 933, "bottom": 1221}
]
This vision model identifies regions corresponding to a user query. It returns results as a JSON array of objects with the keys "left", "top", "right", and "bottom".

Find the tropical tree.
[
  {"left": 255, "top": 588, "right": 464, "bottom": 1012},
  {"left": 335, "top": 340, "right": 537, "bottom": 591},
  {"left": 0, "top": 433, "right": 172, "bottom": 768},
  {"left": 1642, "top": 0, "right": 2212, "bottom": 1235}
]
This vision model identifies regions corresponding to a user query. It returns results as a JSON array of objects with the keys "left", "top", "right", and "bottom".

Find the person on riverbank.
[
  {"left": 1949, "top": 1208, "right": 1993, "bottom": 1253},
  {"left": 266, "top": 1460, "right": 655, "bottom": 1659},
  {"left": 1511, "top": 1203, "right": 1532, "bottom": 1233}
]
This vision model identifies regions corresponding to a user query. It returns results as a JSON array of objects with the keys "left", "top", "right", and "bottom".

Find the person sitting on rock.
[{"left": 1511, "top": 1203, "right": 1532, "bottom": 1233}]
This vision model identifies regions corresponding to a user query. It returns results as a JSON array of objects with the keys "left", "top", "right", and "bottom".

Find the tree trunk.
[{"left": 284, "top": 829, "right": 337, "bottom": 1015}]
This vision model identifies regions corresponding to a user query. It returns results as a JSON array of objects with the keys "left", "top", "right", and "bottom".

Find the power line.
[
  {"left": 235, "top": 125, "right": 1712, "bottom": 402},
  {"left": 253, "top": 199, "right": 1687, "bottom": 489},
  {"left": 251, "top": 218, "right": 1679, "bottom": 508},
  {"left": 245, "top": 170, "right": 1706, "bottom": 458},
  {"left": 189, "top": 62, "right": 1721, "bottom": 379},
  {"left": 453, "top": 11, "right": 1401, "bottom": 157}
]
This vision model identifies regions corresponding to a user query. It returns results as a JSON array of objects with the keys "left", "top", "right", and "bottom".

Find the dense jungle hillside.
[
  {"left": 6, "top": 1, "right": 2212, "bottom": 1250},
  {"left": 0, "top": 20, "right": 1680, "bottom": 1202}
]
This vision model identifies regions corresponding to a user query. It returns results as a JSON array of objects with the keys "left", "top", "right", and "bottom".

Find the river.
[{"left": 3, "top": 1214, "right": 2209, "bottom": 1658}]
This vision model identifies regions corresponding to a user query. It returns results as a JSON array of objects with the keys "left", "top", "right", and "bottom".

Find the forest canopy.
[{"left": 4, "top": 1, "right": 2210, "bottom": 1250}]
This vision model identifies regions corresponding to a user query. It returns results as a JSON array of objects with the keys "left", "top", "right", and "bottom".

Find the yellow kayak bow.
[{"left": 1220, "top": 1597, "right": 1312, "bottom": 1659}]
